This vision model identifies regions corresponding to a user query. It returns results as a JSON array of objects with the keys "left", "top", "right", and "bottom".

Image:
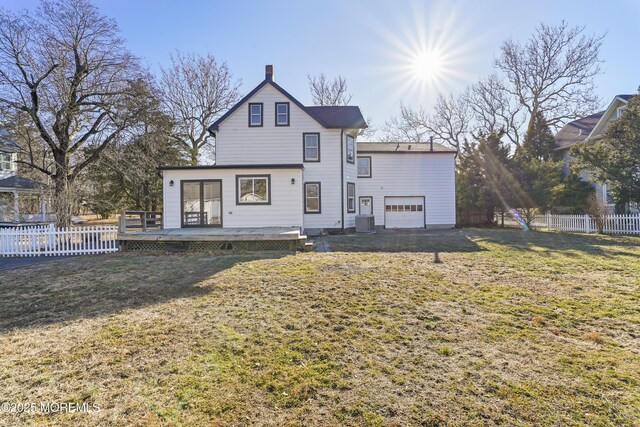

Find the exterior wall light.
[
  {"left": 169, "top": 180, "right": 174, "bottom": 187},
  {"left": 291, "top": 178, "right": 295, "bottom": 185}
]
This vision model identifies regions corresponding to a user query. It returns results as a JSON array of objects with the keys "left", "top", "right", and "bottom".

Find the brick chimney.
[{"left": 265, "top": 65, "right": 274, "bottom": 81}]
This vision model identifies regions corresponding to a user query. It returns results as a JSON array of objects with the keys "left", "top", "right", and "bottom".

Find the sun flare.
[
  {"left": 365, "top": 1, "right": 480, "bottom": 106},
  {"left": 411, "top": 49, "right": 443, "bottom": 83}
]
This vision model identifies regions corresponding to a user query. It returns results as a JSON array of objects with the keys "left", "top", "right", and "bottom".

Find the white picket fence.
[
  {"left": 0, "top": 224, "right": 119, "bottom": 257},
  {"left": 503, "top": 213, "right": 640, "bottom": 235}
]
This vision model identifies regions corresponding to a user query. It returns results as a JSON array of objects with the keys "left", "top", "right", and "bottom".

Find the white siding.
[
  {"left": 215, "top": 84, "right": 348, "bottom": 230},
  {"left": 217, "top": 85, "right": 329, "bottom": 165},
  {"left": 301, "top": 129, "right": 344, "bottom": 230},
  {"left": 357, "top": 153, "right": 456, "bottom": 227},
  {"left": 344, "top": 133, "right": 358, "bottom": 228},
  {"left": 162, "top": 168, "right": 303, "bottom": 229}
]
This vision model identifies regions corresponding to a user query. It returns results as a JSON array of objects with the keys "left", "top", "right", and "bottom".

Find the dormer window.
[
  {"left": 0, "top": 153, "right": 12, "bottom": 171},
  {"left": 617, "top": 106, "right": 626, "bottom": 118},
  {"left": 275, "top": 102, "right": 289, "bottom": 126},
  {"left": 248, "top": 103, "right": 263, "bottom": 127}
]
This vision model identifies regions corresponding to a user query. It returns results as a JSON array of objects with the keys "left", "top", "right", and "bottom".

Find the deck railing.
[{"left": 118, "top": 210, "right": 163, "bottom": 233}]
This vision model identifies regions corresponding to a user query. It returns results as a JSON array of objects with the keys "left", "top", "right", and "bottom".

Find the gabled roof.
[
  {"left": 554, "top": 112, "right": 604, "bottom": 149},
  {"left": 587, "top": 94, "right": 636, "bottom": 140},
  {"left": 357, "top": 142, "right": 456, "bottom": 153},
  {"left": 208, "top": 78, "right": 367, "bottom": 132},
  {"left": 617, "top": 94, "right": 635, "bottom": 101},
  {"left": 554, "top": 94, "right": 637, "bottom": 150}
]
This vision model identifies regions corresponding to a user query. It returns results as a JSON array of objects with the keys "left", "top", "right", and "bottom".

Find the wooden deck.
[
  {"left": 119, "top": 227, "right": 304, "bottom": 242},
  {"left": 118, "top": 227, "right": 307, "bottom": 253}
]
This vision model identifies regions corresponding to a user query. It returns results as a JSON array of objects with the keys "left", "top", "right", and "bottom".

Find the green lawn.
[{"left": 1, "top": 229, "right": 639, "bottom": 426}]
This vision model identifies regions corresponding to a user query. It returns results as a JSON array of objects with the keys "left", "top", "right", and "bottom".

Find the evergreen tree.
[
  {"left": 456, "top": 131, "right": 515, "bottom": 224},
  {"left": 512, "top": 112, "right": 566, "bottom": 223},
  {"left": 85, "top": 82, "right": 186, "bottom": 216}
]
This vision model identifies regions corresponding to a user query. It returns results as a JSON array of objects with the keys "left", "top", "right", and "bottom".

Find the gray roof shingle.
[
  {"left": 554, "top": 112, "right": 604, "bottom": 149},
  {"left": 305, "top": 106, "right": 367, "bottom": 129},
  {"left": 208, "top": 79, "right": 367, "bottom": 132}
]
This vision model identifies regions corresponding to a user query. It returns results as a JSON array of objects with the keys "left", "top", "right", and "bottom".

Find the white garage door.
[{"left": 384, "top": 196, "right": 425, "bottom": 228}]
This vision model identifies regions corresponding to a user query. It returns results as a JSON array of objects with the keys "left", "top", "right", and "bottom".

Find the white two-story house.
[{"left": 159, "top": 66, "right": 456, "bottom": 234}]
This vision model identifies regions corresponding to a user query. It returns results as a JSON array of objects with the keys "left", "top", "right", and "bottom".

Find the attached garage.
[{"left": 384, "top": 196, "right": 425, "bottom": 228}]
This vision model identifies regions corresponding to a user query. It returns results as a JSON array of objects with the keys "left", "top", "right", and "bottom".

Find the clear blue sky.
[{"left": 3, "top": 0, "right": 639, "bottom": 134}]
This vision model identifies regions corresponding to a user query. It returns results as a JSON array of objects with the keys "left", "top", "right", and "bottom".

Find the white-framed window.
[
  {"left": 304, "top": 182, "right": 321, "bottom": 213},
  {"left": 346, "top": 135, "right": 355, "bottom": 164},
  {"left": 248, "top": 103, "right": 263, "bottom": 127},
  {"left": 303, "top": 133, "right": 320, "bottom": 162},
  {"left": 236, "top": 175, "right": 270, "bottom": 204},
  {"left": 0, "top": 153, "right": 12, "bottom": 171},
  {"left": 616, "top": 106, "right": 626, "bottom": 118},
  {"left": 347, "top": 182, "right": 356, "bottom": 213},
  {"left": 357, "top": 156, "right": 371, "bottom": 177},
  {"left": 275, "top": 102, "right": 289, "bottom": 126}
]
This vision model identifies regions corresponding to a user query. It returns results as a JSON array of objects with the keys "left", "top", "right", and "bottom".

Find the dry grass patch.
[{"left": 0, "top": 229, "right": 639, "bottom": 426}]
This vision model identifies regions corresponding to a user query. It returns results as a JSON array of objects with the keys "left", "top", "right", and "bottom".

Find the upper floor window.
[
  {"left": 248, "top": 103, "right": 263, "bottom": 127},
  {"left": 275, "top": 102, "right": 289, "bottom": 126},
  {"left": 0, "top": 153, "right": 12, "bottom": 171},
  {"left": 357, "top": 157, "right": 371, "bottom": 178},
  {"left": 303, "top": 133, "right": 320, "bottom": 162},
  {"left": 346, "top": 135, "right": 355, "bottom": 164},
  {"left": 616, "top": 106, "right": 626, "bottom": 118},
  {"left": 237, "top": 175, "right": 270, "bottom": 204}
]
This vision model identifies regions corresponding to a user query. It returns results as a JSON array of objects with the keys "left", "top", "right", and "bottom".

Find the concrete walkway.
[{"left": 312, "top": 237, "right": 331, "bottom": 252}]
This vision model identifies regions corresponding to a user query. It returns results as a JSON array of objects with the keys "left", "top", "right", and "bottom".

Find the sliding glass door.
[{"left": 181, "top": 180, "right": 222, "bottom": 227}]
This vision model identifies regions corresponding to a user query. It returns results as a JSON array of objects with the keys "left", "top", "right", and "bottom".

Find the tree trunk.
[
  {"left": 52, "top": 152, "right": 75, "bottom": 228},
  {"left": 190, "top": 146, "right": 198, "bottom": 166}
]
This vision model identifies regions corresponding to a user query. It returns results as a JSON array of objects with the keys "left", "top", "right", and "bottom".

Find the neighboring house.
[
  {"left": 159, "top": 66, "right": 457, "bottom": 234},
  {"left": 554, "top": 94, "right": 635, "bottom": 211},
  {"left": 0, "top": 130, "right": 48, "bottom": 225}
]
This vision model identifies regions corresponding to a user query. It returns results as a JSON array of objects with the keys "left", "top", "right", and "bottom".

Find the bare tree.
[
  {"left": 427, "top": 93, "right": 471, "bottom": 150},
  {"left": 159, "top": 52, "right": 240, "bottom": 165},
  {"left": 0, "top": 0, "right": 143, "bottom": 226},
  {"left": 496, "top": 21, "right": 605, "bottom": 134},
  {"left": 358, "top": 115, "right": 377, "bottom": 140},
  {"left": 381, "top": 95, "right": 470, "bottom": 150},
  {"left": 308, "top": 74, "right": 352, "bottom": 106},
  {"left": 381, "top": 103, "right": 430, "bottom": 143},
  {"left": 464, "top": 75, "right": 525, "bottom": 146}
]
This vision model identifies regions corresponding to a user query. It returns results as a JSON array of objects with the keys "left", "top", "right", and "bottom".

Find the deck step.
[{"left": 303, "top": 242, "right": 315, "bottom": 252}]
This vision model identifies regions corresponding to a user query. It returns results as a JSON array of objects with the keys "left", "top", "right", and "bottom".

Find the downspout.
[{"left": 340, "top": 129, "right": 344, "bottom": 231}]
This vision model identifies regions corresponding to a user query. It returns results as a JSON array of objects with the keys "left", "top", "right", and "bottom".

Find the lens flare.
[
  {"left": 358, "top": 0, "right": 484, "bottom": 108},
  {"left": 411, "top": 49, "right": 444, "bottom": 83}
]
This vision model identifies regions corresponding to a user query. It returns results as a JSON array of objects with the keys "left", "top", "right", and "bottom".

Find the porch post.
[
  {"left": 41, "top": 194, "right": 47, "bottom": 222},
  {"left": 13, "top": 190, "right": 19, "bottom": 222}
]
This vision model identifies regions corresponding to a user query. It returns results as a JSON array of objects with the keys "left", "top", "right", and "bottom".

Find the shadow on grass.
[
  {"left": 471, "top": 228, "right": 640, "bottom": 257},
  {"left": 326, "top": 227, "right": 639, "bottom": 258},
  {"left": 0, "top": 252, "right": 286, "bottom": 331},
  {"left": 326, "top": 228, "right": 485, "bottom": 253}
]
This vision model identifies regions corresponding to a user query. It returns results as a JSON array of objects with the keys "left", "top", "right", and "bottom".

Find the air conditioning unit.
[{"left": 355, "top": 215, "right": 375, "bottom": 233}]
